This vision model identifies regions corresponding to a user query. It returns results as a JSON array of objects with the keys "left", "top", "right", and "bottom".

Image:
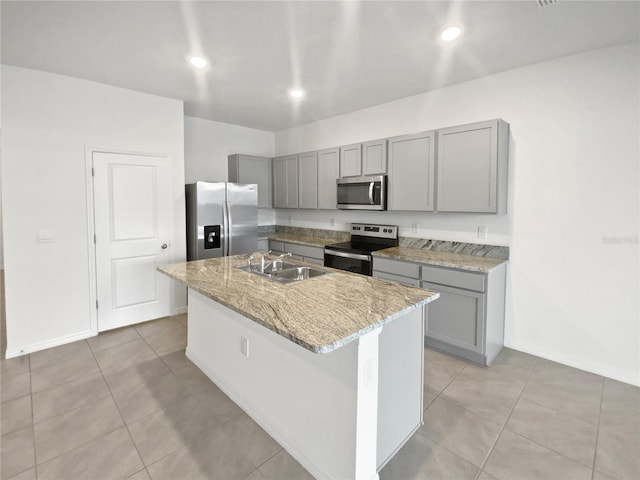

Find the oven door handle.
[
  {"left": 368, "top": 182, "right": 375, "bottom": 205},
  {"left": 324, "top": 249, "right": 370, "bottom": 261}
]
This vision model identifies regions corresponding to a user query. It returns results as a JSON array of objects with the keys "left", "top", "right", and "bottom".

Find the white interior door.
[{"left": 93, "top": 152, "right": 172, "bottom": 332}]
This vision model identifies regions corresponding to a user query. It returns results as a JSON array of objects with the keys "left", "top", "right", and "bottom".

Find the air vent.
[{"left": 537, "top": 0, "right": 559, "bottom": 6}]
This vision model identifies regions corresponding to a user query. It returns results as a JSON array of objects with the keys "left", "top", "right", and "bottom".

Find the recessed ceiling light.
[
  {"left": 189, "top": 56, "right": 207, "bottom": 69},
  {"left": 289, "top": 89, "right": 305, "bottom": 99},
  {"left": 440, "top": 26, "right": 462, "bottom": 42}
]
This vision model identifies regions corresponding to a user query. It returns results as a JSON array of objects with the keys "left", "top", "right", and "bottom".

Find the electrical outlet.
[
  {"left": 477, "top": 226, "right": 488, "bottom": 239},
  {"left": 240, "top": 337, "right": 249, "bottom": 357},
  {"left": 288, "top": 215, "right": 292, "bottom": 224},
  {"left": 330, "top": 218, "right": 335, "bottom": 227},
  {"left": 411, "top": 223, "right": 418, "bottom": 233}
]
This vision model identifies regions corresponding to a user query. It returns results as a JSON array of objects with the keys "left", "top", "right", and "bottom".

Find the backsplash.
[
  {"left": 269, "top": 225, "right": 509, "bottom": 259},
  {"left": 399, "top": 237, "right": 509, "bottom": 259}
]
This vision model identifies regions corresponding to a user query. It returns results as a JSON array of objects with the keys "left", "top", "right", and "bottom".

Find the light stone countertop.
[
  {"left": 158, "top": 255, "right": 439, "bottom": 354},
  {"left": 266, "top": 233, "right": 341, "bottom": 248},
  {"left": 373, "top": 247, "right": 507, "bottom": 273}
]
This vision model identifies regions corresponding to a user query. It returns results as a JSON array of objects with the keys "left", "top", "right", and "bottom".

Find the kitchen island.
[{"left": 159, "top": 255, "right": 439, "bottom": 480}]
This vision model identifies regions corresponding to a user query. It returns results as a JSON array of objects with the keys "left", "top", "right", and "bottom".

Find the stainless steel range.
[{"left": 324, "top": 223, "right": 398, "bottom": 276}]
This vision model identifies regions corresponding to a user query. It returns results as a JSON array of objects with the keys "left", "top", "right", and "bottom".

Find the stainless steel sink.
[
  {"left": 236, "top": 262, "right": 329, "bottom": 283},
  {"left": 271, "top": 267, "right": 328, "bottom": 282}
]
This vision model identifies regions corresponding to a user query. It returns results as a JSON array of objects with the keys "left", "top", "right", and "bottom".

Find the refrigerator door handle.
[
  {"left": 222, "top": 200, "right": 230, "bottom": 256},
  {"left": 225, "top": 201, "right": 233, "bottom": 256}
]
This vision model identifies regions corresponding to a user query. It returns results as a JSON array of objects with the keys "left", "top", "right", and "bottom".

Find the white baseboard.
[
  {"left": 5, "top": 330, "right": 93, "bottom": 358},
  {"left": 505, "top": 341, "right": 640, "bottom": 387},
  {"left": 174, "top": 306, "right": 188, "bottom": 315}
]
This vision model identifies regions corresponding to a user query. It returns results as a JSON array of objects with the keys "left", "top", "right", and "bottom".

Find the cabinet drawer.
[
  {"left": 373, "top": 257, "right": 420, "bottom": 279},
  {"left": 421, "top": 265, "right": 485, "bottom": 292},
  {"left": 285, "top": 243, "right": 324, "bottom": 260},
  {"left": 269, "top": 240, "right": 284, "bottom": 252},
  {"left": 373, "top": 271, "right": 420, "bottom": 287}
]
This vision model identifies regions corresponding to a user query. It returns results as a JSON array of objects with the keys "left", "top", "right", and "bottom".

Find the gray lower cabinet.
[
  {"left": 436, "top": 119, "right": 509, "bottom": 214},
  {"left": 257, "top": 238, "right": 269, "bottom": 252},
  {"left": 228, "top": 154, "right": 272, "bottom": 208},
  {"left": 373, "top": 256, "right": 507, "bottom": 365},
  {"left": 273, "top": 154, "right": 299, "bottom": 209},
  {"left": 317, "top": 148, "right": 339, "bottom": 209},
  {"left": 387, "top": 131, "right": 436, "bottom": 211},
  {"left": 268, "top": 240, "right": 324, "bottom": 265}
]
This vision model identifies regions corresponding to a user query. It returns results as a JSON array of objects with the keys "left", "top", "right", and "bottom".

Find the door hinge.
[
  {"left": 96, "top": 300, "right": 99, "bottom": 309},
  {"left": 93, "top": 234, "right": 96, "bottom": 244},
  {"left": 91, "top": 167, "right": 95, "bottom": 177}
]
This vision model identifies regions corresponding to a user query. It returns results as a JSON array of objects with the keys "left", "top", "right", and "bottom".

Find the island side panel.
[
  {"left": 377, "top": 306, "right": 424, "bottom": 470},
  {"left": 186, "top": 289, "right": 379, "bottom": 480}
]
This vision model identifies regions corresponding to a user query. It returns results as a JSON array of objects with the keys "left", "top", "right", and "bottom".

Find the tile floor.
[{"left": 1, "top": 314, "right": 638, "bottom": 480}]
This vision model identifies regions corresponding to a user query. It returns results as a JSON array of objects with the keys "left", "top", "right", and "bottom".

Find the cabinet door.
[
  {"left": 339, "top": 143, "right": 362, "bottom": 178},
  {"left": 285, "top": 155, "right": 299, "bottom": 209},
  {"left": 272, "top": 157, "right": 287, "bottom": 208},
  {"left": 228, "top": 154, "right": 272, "bottom": 208},
  {"left": 421, "top": 281, "right": 485, "bottom": 355},
  {"left": 317, "top": 148, "right": 339, "bottom": 209},
  {"left": 298, "top": 151, "right": 318, "bottom": 209},
  {"left": 362, "top": 139, "right": 387, "bottom": 175},
  {"left": 388, "top": 131, "right": 435, "bottom": 211},
  {"left": 436, "top": 119, "right": 507, "bottom": 213}
]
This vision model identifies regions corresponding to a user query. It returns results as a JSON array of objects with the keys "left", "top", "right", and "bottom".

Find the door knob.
[{"left": 161, "top": 243, "right": 168, "bottom": 249}]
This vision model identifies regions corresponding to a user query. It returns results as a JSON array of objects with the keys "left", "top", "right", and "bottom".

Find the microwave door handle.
[{"left": 368, "top": 182, "right": 375, "bottom": 205}]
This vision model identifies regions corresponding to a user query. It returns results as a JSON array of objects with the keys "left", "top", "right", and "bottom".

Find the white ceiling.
[{"left": 2, "top": 1, "right": 638, "bottom": 132}]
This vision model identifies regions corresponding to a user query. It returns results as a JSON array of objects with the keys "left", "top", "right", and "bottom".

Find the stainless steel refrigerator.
[{"left": 185, "top": 181, "right": 258, "bottom": 261}]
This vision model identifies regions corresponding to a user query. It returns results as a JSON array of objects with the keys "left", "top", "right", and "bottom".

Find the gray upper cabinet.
[
  {"left": 339, "top": 143, "right": 362, "bottom": 178},
  {"left": 387, "top": 131, "right": 436, "bottom": 211},
  {"left": 228, "top": 154, "right": 272, "bottom": 208},
  {"left": 436, "top": 119, "right": 509, "bottom": 214},
  {"left": 317, "top": 147, "right": 339, "bottom": 209},
  {"left": 362, "top": 139, "right": 387, "bottom": 175},
  {"left": 298, "top": 151, "right": 318, "bottom": 209},
  {"left": 273, "top": 154, "right": 299, "bottom": 209}
]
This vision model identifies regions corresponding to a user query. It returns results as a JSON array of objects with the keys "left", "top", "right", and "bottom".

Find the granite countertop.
[
  {"left": 266, "top": 233, "right": 341, "bottom": 248},
  {"left": 373, "top": 247, "right": 507, "bottom": 273},
  {"left": 158, "top": 255, "right": 438, "bottom": 354}
]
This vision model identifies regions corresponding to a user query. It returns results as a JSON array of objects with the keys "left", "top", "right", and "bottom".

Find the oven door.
[{"left": 324, "top": 250, "right": 372, "bottom": 276}]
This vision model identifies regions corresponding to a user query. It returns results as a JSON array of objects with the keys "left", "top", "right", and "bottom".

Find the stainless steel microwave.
[{"left": 336, "top": 175, "right": 387, "bottom": 210}]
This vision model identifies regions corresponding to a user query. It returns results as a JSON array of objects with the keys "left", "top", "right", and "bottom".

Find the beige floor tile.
[
  {"left": 128, "top": 395, "right": 220, "bottom": 465},
  {"left": 595, "top": 424, "right": 640, "bottom": 480},
  {"left": 36, "top": 427, "right": 143, "bottom": 480},
  {"left": 128, "top": 469, "right": 151, "bottom": 480},
  {"left": 461, "top": 347, "right": 537, "bottom": 385},
  {"left": 30, "top": 350, "right": 100, "bottom": 394},
  {"left": 506, "top": 396, "right": 598, "bottom": 467},
  {"left": 380, "top": 431, "right": 480, "bottom": 480},
  {"left": 424, "top": 347, "right": 468, "bottom": 394},
  {"left": 0, "top": 356, "right": 29, "bottom": 378},
  {"left": 87, "top": 326, "right": 141, "bottom": 353},
  {"left": 32, "top": 372, "right": 110, "bottom": 423},
  {"left": 522, "top": 359, "right": 603, "bottom": 425},
  {"left": 174, "top": 314, "right": 188, "bottom": 326},
  {"left": 104, "top": 357, "right": 171, "bottom": 393},
  {"left": 592, "top": 470, "right": 616, "bottom": 480},
  {"left": 93, "top": 338, "right": 158, "bottom": 376},
  {"left": 135, "top": 318, "right": 184, "bottom": 340},
  {"left": 0, "top": 426, "right": 35, "bottom": 478},
  {"left": 6, "top": 467, "right": 36, "bottom": 480},
  {"left": 159, "top": 349, "right": 193, "bottom": 375},
  {"left": 423, "top": 389, "right": 437, "bottom": 410},
  {"left": 146, "top": 414, "right": 281, "bottom": 480},
  {"left": 1, "top": 395, "right": 32, "bottom": 435},
  {"left": 144, "top": 324, "right": 187, "bottom": 356},
  {"left": 477, "top": 471, "right": 499, "bottom": 480},
  {"left": 30, "top": 341, "right": 91, "bottom": 371},
  {"left": 34, "top": 396, "right": 123, "bottom": 464},
  {"left": 255, "top": 450, "right": 313, "bottom": 479},
  {"left": 1, "top": 372, "right": 30, "bottom": 404},
  {"left": 420, "top": 397, "right": 502, "bottom": 467},
  {"left": 112, "top": 369, "right": 188, "bottom": 424},
  {"left": 440, "top": 372, "right": 523, "bottom": 425},
  {"left": 483, "top": 430, "right": 592, "bottom": 480}
]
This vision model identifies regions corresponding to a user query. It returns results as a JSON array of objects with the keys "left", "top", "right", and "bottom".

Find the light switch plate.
[{"left": 477, "top": 226, "right": 488, "bottom": 239}]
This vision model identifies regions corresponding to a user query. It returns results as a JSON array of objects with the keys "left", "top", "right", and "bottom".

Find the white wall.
[
  {"left": 184, "top": 115, "right": 275, "bottom": 225},
  {"left": 275, "top": 42, "right": 640, "bottom": 385},
  {"left": 1, "top": 65, "right": 186, "bottom": 356}
]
